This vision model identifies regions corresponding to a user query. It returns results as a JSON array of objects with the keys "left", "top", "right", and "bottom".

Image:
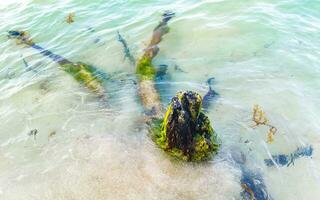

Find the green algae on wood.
[
  {"left": 136, "top": 56, "right": 156, "bottom": 81},
  {"left": 135, "top": 12, "right": 174, "bottom": 81},
  {"left": 151, "top": 91, "right": 220, "bottom": 162},
  {"left": 61, "top": 62, "right": 105, "bottom": 94}
]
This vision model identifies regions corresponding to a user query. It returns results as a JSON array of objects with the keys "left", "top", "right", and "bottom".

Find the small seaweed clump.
[
  {"left": 151, "top": 91, "right": 220, "bottom": 161},
  {"left": 66, "top": 13, "right": 75, "bottom": 24},
  {"left": 252, "top": 104, "right": 277, "bottom": 143}
]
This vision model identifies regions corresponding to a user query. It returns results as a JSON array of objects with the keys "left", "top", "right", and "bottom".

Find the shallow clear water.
[{"left": 0, "top": 0, "right": 320, "bottom": 199}]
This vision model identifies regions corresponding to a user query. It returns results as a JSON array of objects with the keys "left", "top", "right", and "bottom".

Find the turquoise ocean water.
[{"left": 0, "top": 0, "right": 320, "bottom": 199}]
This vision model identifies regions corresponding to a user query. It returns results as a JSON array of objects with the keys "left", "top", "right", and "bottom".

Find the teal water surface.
[{"left": 0, "top": 0, "right": 320, "bottom": 199}]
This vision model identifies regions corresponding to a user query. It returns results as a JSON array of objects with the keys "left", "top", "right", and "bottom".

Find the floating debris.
[
  {"left": 264, "top": 145, "right": 313, "bottom": 167},
  {"left": 48, "top": 131, "right": 56, "bottom": 139},
  {"left": 252, "top": 104, "right": 277, "bottom": 143},
  {"left": 28, "top": 129, "right": 38, "bottom": 140},
  {"left": 174, "top": 64, "right": 187, "bottom": 73},
  {"left": 66, "top": 13, "right": 75, "bottom": 24},
  {"left": 264, "top": 41, "right": 274, "bottom": 49},
  {"left": 267, "top": 126, "right": 277, "bottom": 143},
  {"left": 252, "top": 104, "right": 268, "bottom": 126}
]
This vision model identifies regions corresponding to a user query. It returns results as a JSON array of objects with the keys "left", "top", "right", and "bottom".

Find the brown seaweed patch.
[
  {"left": 252, "top": 104, "right": 277, "bottom": 143},
  {"left": 66, "top": 13, "right": 75, "bottom": 24}
]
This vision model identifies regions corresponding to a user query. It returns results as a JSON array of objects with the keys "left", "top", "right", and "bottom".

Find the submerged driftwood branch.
[
  {"left": 135, "top": 11, "right": 175, "bottom": 118},
  {"left": 8, "top": 30, "right": 106, "bottom": 96}
]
